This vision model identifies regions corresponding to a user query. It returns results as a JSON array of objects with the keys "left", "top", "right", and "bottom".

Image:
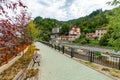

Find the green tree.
[
  {"left": 108, "top": 26, "right": 120, "bottom": 51},
  {"left": 107, "top": 0, "right": 120, "bottom": 5},
  {"left": 99, "top": 33, "right": 110, "bottom": 46},
  {"left": 27, "top": 21, "right": 40, "bottom": 41},
  {"left": 106, "top": 7, "right": 120, "bottom": 51},
  {"left": 81, "top": 37, "right": 91, "bottom": 44},
  {"left": 33, "top": 17, "right": 60, "bottom": 42},
  {"left": 60, "top": 23, "right": 70, "bottom": 35},
  {"left": 42, "top": 33, "right": 50, "bottom": 42}
]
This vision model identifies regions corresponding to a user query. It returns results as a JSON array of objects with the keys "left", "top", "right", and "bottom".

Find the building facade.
[
  {"left": 95, "top": 27, "right": 106, "bottom": 40},
  {"left": 51, "top": 26, "right": 81, "bottom": 43},
  {"left": 68, "top": 26, "right": 81, "bottom": 41},
  {"left": 86, "top": 33, "right": 96, "bottom": 39},
  {"left": 51, "top": 27, "right": 61, "bottom": 39},
  {"left": 50, "top": 27, "right": 61, "bottom": 45}
]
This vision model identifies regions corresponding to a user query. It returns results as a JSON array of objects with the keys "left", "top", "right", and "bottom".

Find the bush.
[
  {"left": 102, "top": 68, "right": 110, "bottom": 72},
  {"left": 94, "top": 52, "right": 102, "bottom": 58},
  {"left": 99, "top": 33, "right": 109, "bottom": 46},
  {"left": 81, "top": 38, "right": 91, "bottom": 44}
]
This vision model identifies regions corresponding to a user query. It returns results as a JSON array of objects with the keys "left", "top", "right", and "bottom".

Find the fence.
[
  {"left": 40, "top": 41, "right": 120, "bottom": 70},
  {"left": 0, "top": 44, "right": 27, "bottom": 66}
]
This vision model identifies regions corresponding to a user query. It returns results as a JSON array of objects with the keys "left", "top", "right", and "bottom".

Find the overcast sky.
[{"left": 24, "top": 0, "right": 116, "bottom": 21}]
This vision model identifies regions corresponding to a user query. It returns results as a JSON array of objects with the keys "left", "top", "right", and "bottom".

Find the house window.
[{"left": 98, "top": 33, "right": 99, "bottom": 35}]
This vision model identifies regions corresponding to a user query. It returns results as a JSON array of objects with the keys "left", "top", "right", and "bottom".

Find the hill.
[
  {"left": 33, "top": 9, "right": 109, "bottom": 41},
  {"left": 33, "top": 6, "right": 120, "bottom": 50},
  {"left": 33, "top": 16, "right": 61, "bottom": 41}
]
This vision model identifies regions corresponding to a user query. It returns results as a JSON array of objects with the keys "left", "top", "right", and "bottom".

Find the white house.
[
  {"left": 95, "top": 27, "right": 106, "bottom": 40},
  {"left": 68, "top": 26, "right": 81, "bottom": 41}
]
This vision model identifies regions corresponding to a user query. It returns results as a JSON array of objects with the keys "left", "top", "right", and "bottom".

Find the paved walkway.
[{"left": 35, "top": 42, "right": 113, "bottom": 80}]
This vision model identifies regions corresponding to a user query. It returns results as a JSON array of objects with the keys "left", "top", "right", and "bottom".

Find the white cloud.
[{"left": 24, "top": 0, "right": 116, "bottom": 21}]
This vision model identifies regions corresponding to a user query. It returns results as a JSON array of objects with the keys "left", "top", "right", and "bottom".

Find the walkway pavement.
[{"left": 35, "top": 42, "right": 114, "bottom": 80}]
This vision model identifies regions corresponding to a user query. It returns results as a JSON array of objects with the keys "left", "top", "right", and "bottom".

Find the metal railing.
[{"left": 40, "top": 41, "right": 120, "bottom": 70}]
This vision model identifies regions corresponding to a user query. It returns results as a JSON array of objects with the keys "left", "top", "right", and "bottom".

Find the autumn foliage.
[{"left": 0, "top": 0, "right": 31, "bottom": 47}]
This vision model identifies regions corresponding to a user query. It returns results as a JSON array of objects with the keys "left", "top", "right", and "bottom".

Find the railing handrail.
[{"left": 41, "top": 42, "right": 120, "bottom": 70}]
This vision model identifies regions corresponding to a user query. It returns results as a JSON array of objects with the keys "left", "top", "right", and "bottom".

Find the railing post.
[
  {"left": 90, "top": 51, "right": 93, "bottom": 62},
  {"left": 55, "top": 45, "right": 56, "bottom": 49},
  {"left": 92, "top": 51, "right": 94, "bottom": 62},
  {"left": 71, "top": 47, "right": 74, "bottom": 58},
  {"left": 62, "top": 46, "right": 64, "bottom": 54},
  {"left": 59, "top": 45, "right": 60, "bottom": 51},
  {"left": 88, "top": 50, "right": 90, "bottom": 61},
  {"left": 119, "top": 57, "right": 120, "bottom": 70}
]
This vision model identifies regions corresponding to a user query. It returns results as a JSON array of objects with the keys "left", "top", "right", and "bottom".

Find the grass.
[
  {"left": 79, "top": 59, "right": 120, "bottom": 79},
  {"left": 74, "top": 39, "right": 114, "bottom": 50},
  {"left": 75, "top": 39, "right": 99, "bottom": 45},
  {"left": 79, "top": 60, "right": 98, "bottom": 69},
  {"left": 87, "top": 40, "right": 99, "bottom": 46},
  {"left": 0, "top": 45, "right": 36, "bottom": 80},
  {"left": 109, "top": 69, "right": 120, "bottom": 78},
  {"left": 85, "top": 62, "right": 98, "bottom": 68}
]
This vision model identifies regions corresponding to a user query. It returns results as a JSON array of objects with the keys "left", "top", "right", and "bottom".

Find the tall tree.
[
  {"left": 60, "top": 23, "right": 70, "bottom": 35},
  {"left": 33, "top": 17, "right": 60, "bottom": 41},
  {"left": 107, "top": 0, "right": 120, "bottom": 5},
  {"left": 27, "top": 21, "right": 40, "bottom": 41}
]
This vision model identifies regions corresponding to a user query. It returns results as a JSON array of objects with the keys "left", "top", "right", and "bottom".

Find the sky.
[{"left": 24, "top": 0, "right": 116, "bottom": 21}]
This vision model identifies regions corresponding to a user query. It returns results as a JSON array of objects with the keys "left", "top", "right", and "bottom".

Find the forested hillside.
[
  {"left": 32, "top": 6, "right": 120, "bottom": 50},
  {"left": 33, "top": 9, "right": 109, "bottom": 41},
  {"left": 100, "top": 7, "right": 120, "bottom": 50},
  {"left": 67, "top": 9, "right": 108, "bottom": 33},
  {"left": 33, "top": 17, "right": 61, "bottom": 41}
]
